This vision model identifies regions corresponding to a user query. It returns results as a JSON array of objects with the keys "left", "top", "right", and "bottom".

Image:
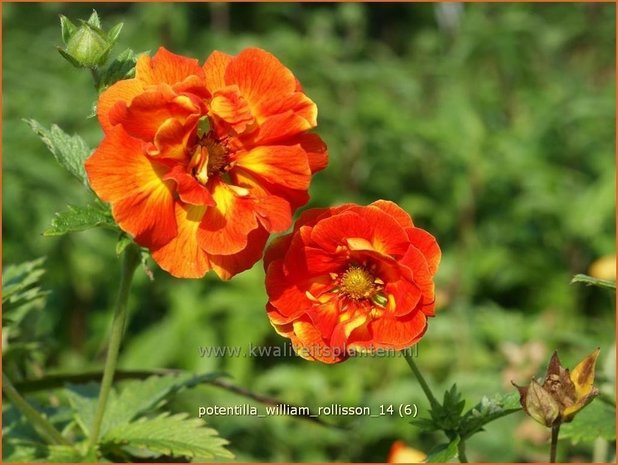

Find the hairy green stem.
[
  {"left": 457, "top": 438, "right": 469, "bottom": 463},
  {"left": 550, "top": 423, "right": 561, "bottom": 463},
  {"left": 402, "top": 350, "right": 440, "bottom": 410},
  {"left": 87, "top": 244, "right": 140, "bottom": 450},
  {"left": 2, "top": 372, "right": 70, "bottom": 446}
]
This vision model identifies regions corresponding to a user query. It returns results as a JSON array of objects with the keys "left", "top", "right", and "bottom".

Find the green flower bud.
[{"left": 58, "top": 11, "right": 123, "bottom": 69}]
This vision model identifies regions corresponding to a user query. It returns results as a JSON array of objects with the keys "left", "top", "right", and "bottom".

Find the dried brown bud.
[{"left": 512, "top": 348, "right": 600, "bottom": 427}]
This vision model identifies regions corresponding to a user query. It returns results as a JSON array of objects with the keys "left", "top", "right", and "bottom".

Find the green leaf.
[
  {"left": 424, "top": 436, "right": 460, "bottom": 463},
  {"left": 3, "top": 440, "right": 84, "bottom": 463},
  {"left": 97, "top": 48, "right": 136, "bottom": 91},
  {"left": 2, "top": 258, "right": 48, "bottom": 327},
  {"left": 459, "top": 391, "right": 521, "bottom": 439},
  {"left": 24, "top": 119, "right": 91, "bottom": 186},
  {"left": 107, "top": 22, "right": 124, "bottom": 43},
  {"left": 44, "top": 202, "right": 116, "bottom": 236},
  {"left": 116, "top": 234, "right": 134, "bottom": 255},
  {"left": 86, "top": 10, "right": 101, "bottom": 29},
  {"left": 65, "top": 373, "right": 224, "bottom": 438},
  {"left": 560, "top": 400, "right": 616, "bottom": 444},
  {"left": 59, "top": 15, "right": 77, "bottom": 45},
  {"left": 101, "top": 413, "right": 233, "bottom": 460},
  {"left": 571, "top": 273, "right": 616, "bottom": 290}
]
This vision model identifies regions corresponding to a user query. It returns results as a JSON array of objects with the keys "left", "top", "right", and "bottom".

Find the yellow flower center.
[{"left": 340, "top": 266, "right": 375, "bottom": 300}]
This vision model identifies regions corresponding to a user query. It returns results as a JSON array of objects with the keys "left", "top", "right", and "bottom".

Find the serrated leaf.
[
  {"left": 560, "top": 400, "right": 616, "bottom": 444},
  {"left": 101, "top": 413, "right": 233, "bottom": 460},
  {"left": 460, "top": 392, "right": 521, "bottom": 439},
  {"left": 3, "top": 440, "right": 84, "bottom": 463},
  {"left": 424, "top": 436, "right": 460, "bottom": 463},
  {"left": 410, "top": 416, "right": 439, "bottom": 433},
  {"left": 2, "top": 258, "right": 48, "bottom": 328},
  {"left": 65, "top": 373, "right": 224, "bottom": 438},
  {"left": 25, "top": 119, "right": 91, "bottom": 186},
  {"left": 2, "top": 258, "right": 46, "bottom": 304},
  {"left": 44, "top": 202, "right": 116, "bottom": 236},
  {"left": 571, "top": 273, "right": 616, "bottom": 290}
]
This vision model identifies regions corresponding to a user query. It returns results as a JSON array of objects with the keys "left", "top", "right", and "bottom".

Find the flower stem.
[
  {"left": 2, "top": 372, "right": 70, "bottom": 446},
  {"left": 402, "top": 350, "right": 440, "bottom": 410},
  {"left": 457, "top": 438, "right": 469, "bottom": 463},
  {"left": 550, "top": 423, "right": 561, "bottom": 463},
  {"left": 87, "top": 244, "right": 140, "bottom": 450}
]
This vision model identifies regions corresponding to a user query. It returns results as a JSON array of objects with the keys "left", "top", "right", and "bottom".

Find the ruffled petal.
[
  {"left": 85, "top": 127, "right": 176, "bottom": 249},
  {"left": 209, "top": 226, "right": 269, "bottom": 280},
  {"left": 204, "top": 50, "right": 233, "bottom": 92},
  {"left": 224, "top": 48, "right": 298, "bottom": 123},
  {"left": 151, "top": 204, "right": 211, "bottom": 279},
  {"left": 97, "top": 79, "right": 144, "bottom": 133},
  {"left": 369, "top": 311, "right": 427, "bottom": 349},
  {"left": 136, "top": 47, "right": 205, "bottom": 86},
  {"left": 197, "top": 179, "right": 258, "bottom": 255}
]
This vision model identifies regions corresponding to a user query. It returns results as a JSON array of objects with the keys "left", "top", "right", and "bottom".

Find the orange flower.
[
  {"left": 86, "top": 47, "right": 327, "bottom": 279},
  {"left": 264, "top": 201, "right": 440, "bottom": 363}
]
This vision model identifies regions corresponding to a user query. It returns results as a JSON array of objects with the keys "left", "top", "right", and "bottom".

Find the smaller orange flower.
[
  {"left": 387, "top": 440, "right": 427, "bottom": 463},
  {"left": 264, "top": 201, "right": 441, "bottom": 363}
]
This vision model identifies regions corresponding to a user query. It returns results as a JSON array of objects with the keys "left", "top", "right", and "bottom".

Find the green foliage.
[
  {"left": 2, "top": 258, "right": 48, "bottom": 326},
  {"left": 2, "top": 258, "right": 50, "bottom": 377},
  {"left": 65, "top": 373, "right": 224, "bottom": 437},
  {"left": 24, "top": 119, "right": 91, "bottom": 187},
  {"left": 101, "top": 413, "right": 233, "bottom": 461},
  {"left": 4, "top": 441, "right": 84, "bottom": 463},
  {"left": 459, "top": 392, "right": 521, "bottom": 439},
  {"left": 560, "top": 401, "right": 616, "bottom": 444},
  {"left": 571, "top": 273, "right": 616, "bottom": 290},
  {"left": 96, "top": 48, "right": 137, "bottom": 92},
  {"left": 44, "top": 202, "right": 116, "bottom": 236},
  {"left": 424, "top": 436, "right": 460, "bottom": 463}
]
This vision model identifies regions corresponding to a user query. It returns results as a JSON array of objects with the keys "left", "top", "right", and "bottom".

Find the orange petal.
[
  {"left": 224, "top": 48, "right": 298, "bottom": 122},
  {"left": 259, "top": 91, "right": 317, "bottom": 127},
  {"left": 197, "top": 179, "right": 258, "bottom": 255},
  {"left": 97, "top": 78, "right": 144, "bottom": 133},
  {"left": 407, "top": 227, "right": 441, "bottom": 274},
  {"left": 369, "top": 311, "right": 427, "bottom": 349},
  {"left": 162, "top": 164, "right": 215, "bottom": 206},
  {"left": 264, "top": 234, "right": 294, "bottom": 269},
  {"left": 209, "top": 226, "right": 269, "bottom": 280},
  {"left": 111, "top": 85, "right": 201, "bottom": 142},
  {"left": 310, "top": 210, "right": 371, "bottom": 253},
  {"left": 265, "top": 259, "right": 312, "bottom": 319},
  {"left": 136, "top": 47, "right": 205, "bottom": 87},
  {"left": 209, "top": 85, "right": 255, "bottom": 133},
  {"left": 204, "top": 50, "right": 233, "bottom": 92},
  {"left": 370, "top": 200, "right": 414, "bottom": 229},
  {"left": 292, "top": 317, "right": 344, "bottom": 363},
  {"left": 86, "top": 127, "right": 177, "bottom": 248},
  {"left": 235, "top": 145, "right": 311, "bottom": 191},
  {"left": 151, "top": 203, "right": 211, "bottom": 278},
  {"left": 299, "top": 133, "right": 329, "bottom": 174},
  {"left": 253, "top": 112, "right": 313, "bottom": 145}
]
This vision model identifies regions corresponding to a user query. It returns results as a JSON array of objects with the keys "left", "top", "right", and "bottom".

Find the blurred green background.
[{"left": 3, "top": 3, "right": 616, "bottom": 462}]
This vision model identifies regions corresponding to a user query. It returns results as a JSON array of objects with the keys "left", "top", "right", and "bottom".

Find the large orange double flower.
[
  {"left": 264, "top": 201, "right": 441, "bottom": 363},
  {"left": 86, "top": 47, "right": 327, "bottom": 279}
]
